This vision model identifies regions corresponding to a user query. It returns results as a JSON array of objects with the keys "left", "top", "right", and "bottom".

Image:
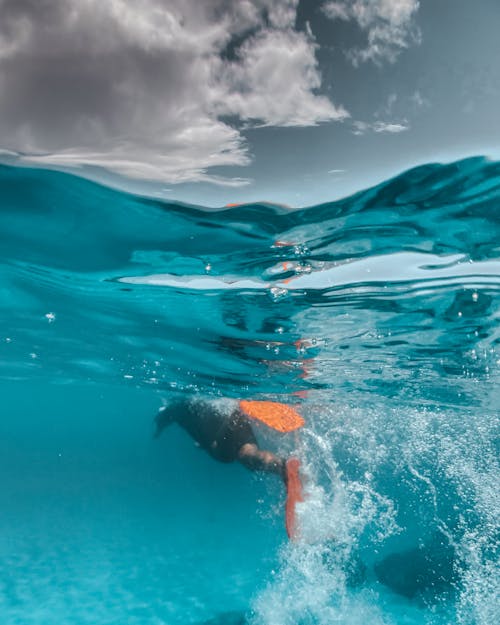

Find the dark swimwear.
[{"left": 165, "top": 400, "right": 257, "bottom": 463}]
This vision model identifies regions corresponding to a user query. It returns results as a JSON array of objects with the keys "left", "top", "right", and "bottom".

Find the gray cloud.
[
  {"left": 322, "top": 0, "right": 421, "bottom": 65},
  {"left": 0, "top": 0, "right": 347, "bottom": 185}
]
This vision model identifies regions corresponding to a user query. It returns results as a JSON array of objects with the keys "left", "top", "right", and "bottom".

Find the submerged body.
[
  {"left": 154, "top": 397, "right": 304, "bottom": 539},
  {"left": 154, "top": 397, "right": 286, "bottom": 476}
]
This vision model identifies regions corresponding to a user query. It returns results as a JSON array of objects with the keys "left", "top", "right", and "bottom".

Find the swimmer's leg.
[
  {"left": 237, "top": 443, "right": 286, "bottom": 479},
  {"left": 153, "top": 405, "right": 174, "bottom": 438},
  {"left": 238, "top": 443, "right": 304, "bottom": 540}
]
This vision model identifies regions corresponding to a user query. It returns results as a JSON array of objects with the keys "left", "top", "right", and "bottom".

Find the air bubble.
[
  {"left": 293, "top": 244, "right": 310, "bottom": 257},
  {"left": 270, "top": 286, "right": 289, "bottom": 301}
]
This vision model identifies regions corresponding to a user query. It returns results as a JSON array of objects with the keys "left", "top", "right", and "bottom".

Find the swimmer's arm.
[{"left": 153, "top": 406, "right": 175, "bottom": 438}]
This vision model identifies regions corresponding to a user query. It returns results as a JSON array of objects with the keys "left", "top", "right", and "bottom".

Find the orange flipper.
[
  {"left": 239, "top": 400, "right": 305, "bottom": 433},
  {"left": 285, "top": 458, "right": 303, "bottom": 540}
]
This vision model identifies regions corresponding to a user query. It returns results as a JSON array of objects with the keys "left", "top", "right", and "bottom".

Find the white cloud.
[
  {"left": 0, "top": 0, "right": 346, "bottom": 185},
  {"left": 352, "top": 120, "right": 409, "bottom": 135},
  {"left": 352, "top": 121, "right": 369, "bottom": 135},
  {"left": 373, "top": 121, "right": 409, "bottom": 133},
  {"left": 323, "top": 0, "right": 421, "bottom": 65},
  {"left": 216, "top": 28, "right": 348, "bottom": 127}
]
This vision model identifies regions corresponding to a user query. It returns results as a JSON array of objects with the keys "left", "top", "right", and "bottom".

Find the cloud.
[
  {"left": 373, "top": 121, "right": 409, "bottom": 133},
  {"left": 322, "top": 0, "right": 421, "bottom": 65},
  {"left": 409, "top": 90, "right": 430, "bottom": 111},
  {"left": 216, "top": 28, "right": 348, "bottom": 127},
  {"left": 352, "top": 120, "right": 409, "bottom": 135},
  {"left": 0, "top": 0, "right": 346, "bottom": 185}
]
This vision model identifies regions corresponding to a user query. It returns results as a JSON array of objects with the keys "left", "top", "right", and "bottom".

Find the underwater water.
[{"left": 0, "top": 157, "right": 499, "bottom": 625}]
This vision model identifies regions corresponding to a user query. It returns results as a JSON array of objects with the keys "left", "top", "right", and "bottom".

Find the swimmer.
[
  {"left": 153, "top": 398, "right": 286, "bottom": 479},
  {"left": 154, "top": 397, "right": 305, "bottom": 538}
]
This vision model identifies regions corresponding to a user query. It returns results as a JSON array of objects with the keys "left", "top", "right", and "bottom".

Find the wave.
[
  {"left": 1, "top": 157, "right": 498, "bottom": 399},
  {"left": 1, "top": 158, "right": 499, "bottom": 624}
]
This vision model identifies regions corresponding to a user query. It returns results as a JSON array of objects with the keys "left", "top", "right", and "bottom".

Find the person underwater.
[{"left": 153, "top": 397, "right": 304, "bottom": 538}]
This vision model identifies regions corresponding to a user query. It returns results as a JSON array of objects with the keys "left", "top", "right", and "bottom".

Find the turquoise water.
[{"left": 0, "top": 158, "right": 498, "bottom": 624}]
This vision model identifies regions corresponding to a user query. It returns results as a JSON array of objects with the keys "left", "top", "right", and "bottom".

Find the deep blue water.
[{"left": 0, "top": 158, "right": 499, "bottom": 624}]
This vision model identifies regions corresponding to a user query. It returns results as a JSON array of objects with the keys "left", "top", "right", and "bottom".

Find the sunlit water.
[{"left": 0, "top": 158, "right": 499, "bottom": 625}]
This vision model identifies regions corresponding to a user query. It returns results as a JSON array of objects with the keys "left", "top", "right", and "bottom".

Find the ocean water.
[{"left": 0, "top": 157, "right": 498, "bottom": 625}]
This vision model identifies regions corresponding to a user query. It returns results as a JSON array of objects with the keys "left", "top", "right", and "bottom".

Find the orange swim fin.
[
  {"left": 239, "top": 400, "right": 305, "bottom": 433},
  {"left": 285, "top": 458, "right": 303, "bottom": 540}
]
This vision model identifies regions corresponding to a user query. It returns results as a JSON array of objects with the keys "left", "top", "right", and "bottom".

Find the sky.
[{"left": 0, "top": 0, "right": 499, "bottom": 207}]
